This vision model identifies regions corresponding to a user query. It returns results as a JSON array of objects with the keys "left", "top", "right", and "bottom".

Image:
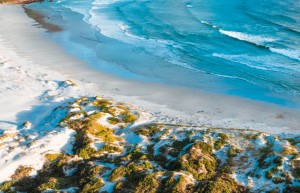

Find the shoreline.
[
  {"left": 1, "top": 5, "right": 300, "bottom": 134},
  {"left": 0, "top": 5, "right": 299, "bottom": 192}
]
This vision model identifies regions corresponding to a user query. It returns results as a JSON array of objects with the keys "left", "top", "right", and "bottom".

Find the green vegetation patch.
[
  {"left": 86, "top": 121, "right": 117, "bottom": 142},
  {"left": 162, "top": 173, "right": 194, "bottom": 193},
  {"left": 123, "top": 113, "right": 137, "bottom": 123},
  {"left": 258, "top": 143, "right": 274, "bottom": 168},
  {"left": 0, "top": 181, "right": 14, "bottom": 192},
  {"left": 199, "top": 174, "right": 241, "bottom": 193},
  {"left": 109, "top": 167, "right": 127, "bottom": 182},
  {"left": 181, "top": 142, "right": 216, "bottom": 180},
  {"left": 93, "top": 99, "right": 112, "bottom": 108},
  {"left": 135, "top": 124, "right": 162, "bottom": 137},
  {"left": 11, "top": 165, "right": 34, "bottom": 181},
  {"left": 45, "top": 153, "right": 62, "bottom": 162},
  {"left": 108, "top": 117, "right": 122, "bottom": 125},
  {"left": 214, "top": 133, "right": 228, "bottom": 150}
]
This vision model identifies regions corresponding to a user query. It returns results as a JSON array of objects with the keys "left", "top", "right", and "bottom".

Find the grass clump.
[
  {"left": 0, "top": 181, "right": 14, "bottom": 192},
  {"left": 116, "top": 105, "right": 129, "bottom": 111},
  {"left": 135, "top": 124, "right": 162, "bottom": 137},
  {"left": 282, "top": 146, "right": 297, "bottom": 156},
  {"left": 93, "top": 99, "right": 112, "bottom": 108},
  {"left": 11, "top": 165, "right": 34, "bottom": 181},
  {"left": 123, "top": 113, "right": 137, "bottom": 123},
  {"left": 227, "top": 146, "right": 241, "bottom": 166},
  {"left": 214, "top": 133, "right": 228, "bottom": 150},
  {"left": 258, "top": 144, "right": 274, "bottom": 168},
  {"left": 181, "top": 142, "right": 216, "bottom": 180},
  {"left": 78, "top": 146, "right": 98, "bottom": 159},
  {"left": 162, "top": 174, "right": 193, "bottom": 193},
  {"left": 245, "top": 133, "right": 260, "bottom": 140},
  {"left": 272, "top": 177, "right": 285, "bottom": 184},
  {"left": 89, "top": 112, "right": 103, "bottom": 121},
  {"left": 100, "top": 143, "right": 123, "bottom": 153},
  {"left": 86, "top": 121, "right": 116, "bottom": 142},
  {"left": 266, "top": 170, "right": 273, "bottom": 179},
  {"left": 73, "top": 131, "right": 98, "bottom": 159},
  {"left": 109, "top": 167, "right": 127, "bottom": 182},
  {"left": 82, "top": 178, "right": 104, "bottom": 193},
  {"left": 45, "top": 153, "right": 62, "bottom": 162},
  {"left": 292, "top": 158, "right": 300, "bottom": 178},
  {"left": 37, "top": 177, "right": 60, "bottom": 192},
  {"left": 108, "top": 117, "right": 122, "bottom": 125},
  {"left": 121, "top": 146, "right": 145, "bottom": 161},
  {"left": 113, "top": 172, "right": 160, "bottom": 193},
  {"left": 77, "top": 165, "right": 106, "bottom": 192},
  {"left": 199, "top": 174, "right": 240, "bottom": 193},
  {"left": 273, "top": 156, "right": 284, "bottom": 166},
  {"left": 126, "top": 161, "right": 153, "bottom": 173},
  {"left": 135, "top": 173, "right": 160, "bottom": 193}
]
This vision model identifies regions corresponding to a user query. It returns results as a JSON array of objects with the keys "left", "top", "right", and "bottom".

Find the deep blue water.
[{"left": 27, "top": 0, "right": 300, "bottom": 107}]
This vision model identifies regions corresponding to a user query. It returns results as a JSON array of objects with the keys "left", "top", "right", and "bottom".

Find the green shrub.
[
  {"left": 77, "top": 146, "right": 98, "bottom": 159},
  {"left": 135, "top": 173, "right": 160, "bottom": 193},
  {"left": 0, "top": 181, "right": 14, "bottom": 191},
  {"left": 273, "top": 156, "right": 284, "bottom": 166},
  {"left": 181, "top": 142, "right": 216, "bottom": 180},
  {"left": 272, "top": 177, "right": 285, "bottom": 184},
  {"left": 123, "top": 114, "right": 137, "bottom": 123},
  {"left": 37, "top": 177, "right": 60, "bottom": 191},
  {"left": 11, "top": 166, "right": 34, "bottom": 181},
  {"left": 85, "top": 121, "right": 116, "bottom": 142},
  {"left": 82, "top": 178, "right": 104, "bottom": 193},
  {"left": 214, "top": 134, "right": 228, "bottom": 150},
  {"left": 200, "top": 174, "right": 239, "bottom": 193},
  {"left": 135, "top": 125, "right": 162, "bottom": 137},
  {"left": 109, "top": 167, "right": 127, "bottom": 182},
  {"left": 258, "top": 144, "right": 273, "bottom": 168},
  {"left": 292, "top": 167, "right": 300, "bottom": 178},
  {"left": 108, "top": 117, "right": 122, "bottom": 125},
  {"left": 100, "top": 144, "right": 122, "bottom": 153},
  {"left": 266, "top": 170, "right": 273, "bottom": 179},
  {"left": 45, "top": 153, "right": 62, "bottom": 162},
  {"left": 89, "top": 112, "right": 103, "bottom": 121},
  {"left": 121, "top": 146, "right": 145, "bottom": 161},
  {"left": 94, "top": 99, "right": 111, "bottom": 108}
]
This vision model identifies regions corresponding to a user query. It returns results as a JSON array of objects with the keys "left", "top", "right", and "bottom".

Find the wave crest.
[{"left": 219, "top": 29, "right": 277, "bottom": 45}]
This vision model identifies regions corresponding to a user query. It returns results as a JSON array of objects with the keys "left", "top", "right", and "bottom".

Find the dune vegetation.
[{"left": 0, "top": 96, "right": 299, "bottom": 193}]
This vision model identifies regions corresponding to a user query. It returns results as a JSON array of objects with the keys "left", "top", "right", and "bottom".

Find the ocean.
[{"left": 26, "top": 0, "right": 300, "bottom": 107}]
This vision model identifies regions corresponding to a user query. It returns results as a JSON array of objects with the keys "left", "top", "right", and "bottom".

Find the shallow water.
[{"left": 26, "top": 0, "right": 300, "bottom": 107}]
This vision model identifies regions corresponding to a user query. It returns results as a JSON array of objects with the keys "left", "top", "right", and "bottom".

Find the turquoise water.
[{"left": 27, "top": 0, "right": 300, "bottom": 107}]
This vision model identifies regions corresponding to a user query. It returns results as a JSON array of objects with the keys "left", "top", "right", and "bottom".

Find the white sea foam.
[
  {"left": 213, "top": 53, "right": 300, "bottom": 73},
  {"left": 200, "top": 20, "right": 210, "bottom": 25},
  {"left": 118, "top": 23, "right": 145, "bottom": 40},
  {"left": 269, "top": 47, "right": 300, "bottom": 62},
  {"left": 213, "top": 53, "right": 269, "bottom": 70},
  {"left": 219, "top": 29, "right": 277, "bottom": 45},
  {"left": 200, "top": 20, "right": 218, "bottom": 29},
  {"left": 84, "top": 0, "right": 192, "bottom": 72}
]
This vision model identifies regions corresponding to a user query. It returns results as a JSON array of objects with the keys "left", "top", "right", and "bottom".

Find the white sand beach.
[
  {"left": 1, "top": 5, "right": 300, "bottom": 135},
  {"left": 0, "top": 5, "right": 300, "bottom": 192}
]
